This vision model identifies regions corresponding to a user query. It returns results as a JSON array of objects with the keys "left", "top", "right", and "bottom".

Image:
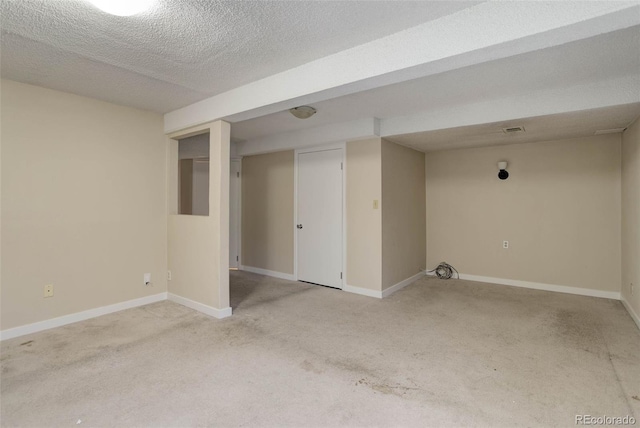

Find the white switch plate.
[
  {"left": 373, "top": 200, "right": 379, "bottom": 209},
  {"left": 144, "top": 273, "right": 151, "bottom": 285}
]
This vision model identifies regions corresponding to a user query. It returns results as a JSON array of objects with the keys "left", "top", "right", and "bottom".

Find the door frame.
[
  {"left": 293, "top": 142, "right": 347, "bottom": 289},
  {"left": 230, "top": 158, "right": 242, "bottom": 269}
]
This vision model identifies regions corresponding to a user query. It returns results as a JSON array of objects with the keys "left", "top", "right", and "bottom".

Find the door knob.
[{"left": 297, "top": 224, "right": 303, "bottom": 229}]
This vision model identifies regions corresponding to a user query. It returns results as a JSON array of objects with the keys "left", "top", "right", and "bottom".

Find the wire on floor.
[{"left": 426, "top": 262, "right": 459, "bottom": 280}]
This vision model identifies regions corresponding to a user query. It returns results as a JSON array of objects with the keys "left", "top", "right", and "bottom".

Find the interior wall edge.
[
  {"left": 0, "top": 293, "right": 168, "bottom": 342},
  {"left": 621, "top": 296, "right": 640, "bottom": 331},
  {"left": 455, "top": 273, "right": 620, "bottom": 300}
]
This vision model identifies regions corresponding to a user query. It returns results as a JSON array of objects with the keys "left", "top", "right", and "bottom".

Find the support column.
[
  {"left": 209, "top": 121, "right": 231, "bottom": 310},
  {"left": 166, "top": 120, "right": 231, "bottom": 318}
]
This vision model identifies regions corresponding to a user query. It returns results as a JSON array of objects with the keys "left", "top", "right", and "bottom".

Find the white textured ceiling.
[
  {"left": 230, "top": 26, "right": 640, "bottom": 142},
  {"left": 0, "top": 0, "right": 476, "bottom": 112},
  {"left": 2, "top": 0, "right": 639, "bottom": 152}
]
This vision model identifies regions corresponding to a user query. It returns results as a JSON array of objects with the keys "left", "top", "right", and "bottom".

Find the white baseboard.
[
  {"left": 343, "top": 284, "right": 382, "bottom": 299},
  {"left": 621, "top": 296, "right": 640, "bottom": 331},
  {"left": 167, "top": 293, "right": 232, "bottom": 319},
  {"left": 239, "top": 265, "right": 296, "bottom": 281},
  {"left": 0, "top": 292, "right": 168, "bottom": 341},
  {"left": 457, "top": 273, "right": 621, "bottom": 300},
  {"left": 382, "top": 272, "right": 425, "bottom": 298}
]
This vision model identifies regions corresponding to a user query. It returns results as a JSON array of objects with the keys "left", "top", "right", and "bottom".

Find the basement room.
[{"left": 1, "top": 1, "right": 639, "bottom": 427}]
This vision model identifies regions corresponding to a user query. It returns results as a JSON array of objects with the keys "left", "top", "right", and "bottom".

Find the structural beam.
[{"left": 164, "top": 2, "right": 639, "bottom": 134}]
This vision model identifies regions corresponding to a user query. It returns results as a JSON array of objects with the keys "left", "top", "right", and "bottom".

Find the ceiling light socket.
[
  {"left": 498, "top": 161, "right": 509, "bottom": 180},
  {"left": 289, "top": 106, "right": 316, "bottom": 119}
]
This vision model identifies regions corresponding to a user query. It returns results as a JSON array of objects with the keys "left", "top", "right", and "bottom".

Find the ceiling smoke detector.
[
  {"left": 289, "top": 106, "right": 317, "bottom": 119},
  {"left": 502, "top": 126, "right": 525, "bottom": 134}
]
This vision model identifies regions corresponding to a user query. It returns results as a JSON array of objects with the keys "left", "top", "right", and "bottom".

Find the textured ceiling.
[
  {"left": 0, "top": 0, "right": 476, "bottom": 112},
  {"left": 2, "top": 0, "right": 638, "bottom": 152},
  {"left": 230, "top": 26, "right": 640, "bottom": 142},
  {"left": 386, "top": 103, "right": 640, "bottom": 152}
]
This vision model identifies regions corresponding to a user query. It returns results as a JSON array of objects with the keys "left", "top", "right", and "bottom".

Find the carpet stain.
[
  {"left": 632, "top": 395, "right": 640, "bottom": 402},
  {"left": 551, "top": 309, "right": 603, "bottom": 354},
  {"left": 19, "top": 341, "right": 33, "bottom": 347},
  {"left": 356, "top": 378, "right": 421, "bottom": 397},
  {"left": 300, "top": 360, "right": 323, "bottom": 374}
]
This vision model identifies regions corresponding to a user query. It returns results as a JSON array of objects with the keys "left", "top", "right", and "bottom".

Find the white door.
[
  {"left": 297, "top": 148, "right": 343, "bottom": 288},
  {"left": 229, "top": 159, "right": 241, "bottom": 268}
]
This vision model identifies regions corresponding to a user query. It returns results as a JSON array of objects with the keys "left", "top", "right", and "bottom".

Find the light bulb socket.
[{"left": 497, "top": 160, "right": 509, "bottom": 180}]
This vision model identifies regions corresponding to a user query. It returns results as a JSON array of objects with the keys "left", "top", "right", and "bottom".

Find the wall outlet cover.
[{"left": 44, "top": 284, "right": 54, "bottom": 298}]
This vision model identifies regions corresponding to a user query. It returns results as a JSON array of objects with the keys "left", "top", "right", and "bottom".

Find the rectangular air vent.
[
  {"left": 594, "top": 128, "right": 626, "bottom": 135},
  {"left": 502, "top": 126, "right": 525, "bottom": 134}
]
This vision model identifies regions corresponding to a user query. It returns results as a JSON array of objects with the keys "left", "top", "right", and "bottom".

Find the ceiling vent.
[
  {"left": 594, "top": 128, "right": 626, "bottom": 135},
  {"left": 502, "top": 126, "right": 525, "bottom": 134}
]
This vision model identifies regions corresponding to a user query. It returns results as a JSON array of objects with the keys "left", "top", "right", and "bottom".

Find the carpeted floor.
[{"left": 1, "top": 271, "right": 639, "bottom": 427}]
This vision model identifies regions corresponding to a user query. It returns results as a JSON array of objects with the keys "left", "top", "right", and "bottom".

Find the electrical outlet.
[
  {"left": 144, "top": 273, "right": 151, "bottom": 286},
  {"left": 44, "top": 284, "right": 54, "bottom": 298},
  {"left": 167, "top": 270, "right": 172, "bottom": 281},
  {"left": 631, "top": 283, "right": 635, "bottom": 296},
  {"left": 503, "top": 240, "right": 509, "bottom": 249}
]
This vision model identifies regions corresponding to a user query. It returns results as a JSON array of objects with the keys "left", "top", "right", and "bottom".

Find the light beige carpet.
[{"left": 2, "top": 271, "right": 639, "bottom": 427}]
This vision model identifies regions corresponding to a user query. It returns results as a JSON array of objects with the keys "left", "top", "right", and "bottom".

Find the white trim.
[
  {"left": 0, "top": 292, "right": 168, "bottom": 341},
  {"left": 343, "top": 284, "right": 383, "bottom": 299},
  {"left": 239, "top": 265, "right": 296, "bottom": 281},
  {"left": 167, "top": 293, "right": 232, "bottom": 319},
  {"left": 457, "top": 273, "right": 621, "bottom": 300},
  {"left": 230, "top": 158, "right": 242, "bottom": 268},
  {"left": 238, "top": 158, "right": 242, "bottom": 268},
  {"left": 382, "top": 272, "right": 425, "bottom": 298},
  {"left": 621, "top": 297, "right": 640, "bottom": 331},
  {"left": 294, "top": 143, "right": 347, "bottom": 289}
]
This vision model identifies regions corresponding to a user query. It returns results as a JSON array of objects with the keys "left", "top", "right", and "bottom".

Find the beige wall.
[
  {"left": 622, "top": 116, "right": 640, "bottom": 320},
  {"left": 241, "top": 141, "right": 384, "bottom": 291},
  {"left": 168, "top": 121, "right": 230, "bottom": 310},
  {"left": 241, "top": 150, "right": 294, "bottom": 274},
  {"left": 1, "top": 80, "right": 167, "bottom": 330},
  {"left": 426, "top": 134, "right": 621, "bottom": 292},
  {"left": 346, "top": 138, "right": 382, "bottom": 291},
  {"left": 381, "top": 139, "right": 426, "bottom": 289}
]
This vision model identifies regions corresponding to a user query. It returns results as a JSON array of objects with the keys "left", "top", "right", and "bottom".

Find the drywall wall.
[
  {"left": 346, "top": 138, "right": 382, "bottom": 291},
  {"left": 191, "top": 161, "right": 209, "bottom": 216},
  {"left": 426, "top": 134, "right": 621, "bottom": 293},
  {"left": 241, "top": 141, "right": 384, "bottom": 291},
  {"left": 241, "top": 150, "right": 294, "bottom": 274},
  {"left": 177, "top": 133, "right": 210, "bottom": 216},
  {"left": 168, "top": 121, "right": 230, "bottom": 313},
  {"left": 622, "top": 116, "right": 640, "bottom": 324},
  {"left": 381, "top": 139, "right": 426, "bottom": 289},
  {"left": 1, "top": 79, "right": 167, "bottom": 330}
]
